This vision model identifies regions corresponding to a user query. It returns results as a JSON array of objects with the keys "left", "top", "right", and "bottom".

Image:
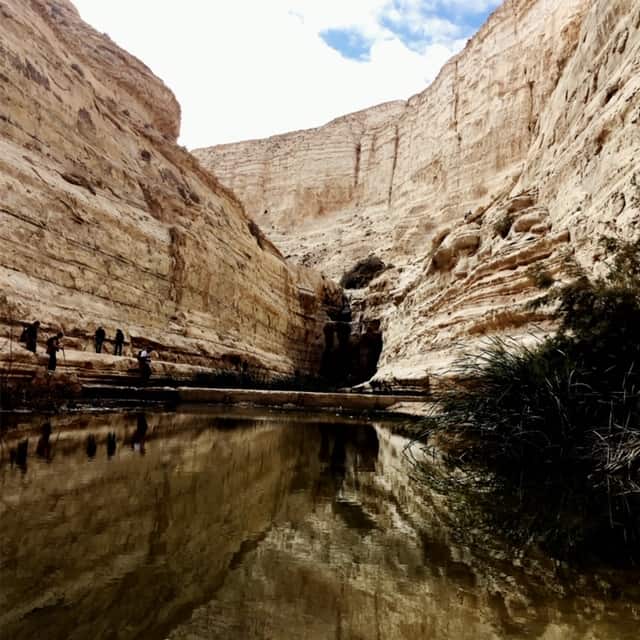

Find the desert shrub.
[
  {"left": 411, "top": 237, "right": 640, "bottom": 561},
  {"left": 423, "top": 237, "right": 640, "bottom": 483}
]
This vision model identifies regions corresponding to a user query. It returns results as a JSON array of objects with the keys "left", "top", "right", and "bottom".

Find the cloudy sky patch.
[
  {"left": 321, "top": 28, "right": 374, "bottom": 61},
  {"left": 72, "top": 0, "right": 501, "bottom": 148}
]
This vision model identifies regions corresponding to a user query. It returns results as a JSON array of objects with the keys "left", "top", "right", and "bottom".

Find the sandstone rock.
[
  {"left": 530, "top": 222, "right": 552, "bottom": 235},
  {"left": 512, "top": 212, "right": 545, "bottom": 234},
  {"left": 0, "top": 0, "right": 340, "bottom": 387},
  {"left": 431, "top": 245, "right": 455, "bottom": 272},
  {"left": 196, "top": 0, "right": 640, "bottom": 389},
  {"left": 450, "top": 229, "right": 482, "bottom": 254}
]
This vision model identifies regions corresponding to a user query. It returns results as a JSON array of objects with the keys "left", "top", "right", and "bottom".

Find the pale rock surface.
[
  {"left": 197, "top": 0, "right": 640, "bottom": 388},
  {"left": 0, "top": 0, "right": 341, "bottom": 386}
]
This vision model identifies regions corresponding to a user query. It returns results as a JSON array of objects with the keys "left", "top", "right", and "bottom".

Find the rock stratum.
[
  {"left": 0, "top": 0, "right": 343, "bottom": 387},
  {"left": 197, "top": 0, "right": 640, "bottom": 388}
]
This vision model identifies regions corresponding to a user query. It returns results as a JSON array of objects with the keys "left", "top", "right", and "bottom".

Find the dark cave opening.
[{"left": 320, "top": 318, "right": 383, "bottom": 388}]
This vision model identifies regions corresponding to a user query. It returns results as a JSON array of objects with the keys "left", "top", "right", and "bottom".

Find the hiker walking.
[
  {"left": 22, "top": 320, "right": 40, "bottom": 354},
  {"left": 46, "top": 332, "right": 64, "bottom": 372},
  {"left": 114, "top": 329, "right": 125, "bottom": 356},
  {"left": 94, "top": 327, "right": 106, "bottom": 353}
]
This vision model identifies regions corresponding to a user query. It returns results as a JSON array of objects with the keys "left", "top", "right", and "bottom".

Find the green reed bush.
[{"left": 424, "top": 237, "right": 640, "bottom": 484}]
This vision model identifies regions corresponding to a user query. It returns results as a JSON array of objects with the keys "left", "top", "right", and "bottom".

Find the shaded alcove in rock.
[
  {"left": 340, "top": 255, "right": 386, "bottom": 289},
  {"left": 320, "top": 318, "right": 383, "bottom": 388}
]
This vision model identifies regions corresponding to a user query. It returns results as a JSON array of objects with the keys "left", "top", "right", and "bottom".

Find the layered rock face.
[
  {"left": 0, "top": 0, "right": 341, "bottom": 386},
  {"left": 197, "top": 0, "right": 640, "bottom": 387}
]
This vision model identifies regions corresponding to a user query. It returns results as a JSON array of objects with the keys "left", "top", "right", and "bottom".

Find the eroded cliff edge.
[
  {"left": 0, "top": 0, "right": 344, "bottom": 387},
  {"left": 197, "top": 0, "right": 640, "bottom": 389}
]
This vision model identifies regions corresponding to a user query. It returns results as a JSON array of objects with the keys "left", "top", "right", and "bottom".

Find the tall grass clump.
[
  {"left": 414, "top": 238, "right": 640, "bottom": 562},
  {"left": 425, "top": 237, "right": 640, "bottom": 486}
]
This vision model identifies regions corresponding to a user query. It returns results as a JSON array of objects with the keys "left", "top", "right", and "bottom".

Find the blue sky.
[
  {"left": 322, "top": 28, "right": 373, "bottom": 62},
  {"left": 72, "top": 0, "right": 502, "bottom": 148},
  {"left": 321, "top": 1, "right": 499, "bottom": 60}
]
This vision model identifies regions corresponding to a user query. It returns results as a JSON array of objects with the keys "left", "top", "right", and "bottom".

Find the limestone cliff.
[
  {"left": 0, "top": 0, "right": 341, "bottom": 386},
  {"left": 197, "top": 0, "right": 640, "bottom": 387}
]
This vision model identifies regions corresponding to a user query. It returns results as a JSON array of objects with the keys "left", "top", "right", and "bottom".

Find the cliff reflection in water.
[{"left": 1, "top": 409, "right": 640, "bottom": 640}]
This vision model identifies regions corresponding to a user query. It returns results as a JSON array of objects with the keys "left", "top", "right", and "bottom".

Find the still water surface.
[{"left": 1, "top": 408, "right": 640, "bottom": 639}]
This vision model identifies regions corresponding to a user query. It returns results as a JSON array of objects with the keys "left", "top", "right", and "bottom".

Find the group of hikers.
[
  {"left": 19, "top": 320, "right": 152, "bottom": 380},
  {"left": 94, "top": 326, "right": 125, "bottom": 356},
  {"left": 21, "top": 320, "right": 67, "bottom": 372}
]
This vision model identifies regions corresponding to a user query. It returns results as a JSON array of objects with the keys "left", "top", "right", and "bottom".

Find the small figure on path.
[
  {"left": 94, "top": 327, "right": 106, "bottom": 353},
  {"left": 23, "top": 320, "right": 40, "bottom": 354},
  {"left": 46, "top": 332, "right": 64, "bottom": 372},
  {"left": 137, "top": 348, "right": 152, "bottom": 382},
  {"left": 114, "top": 329, "right": 125, "bottom": 356}
]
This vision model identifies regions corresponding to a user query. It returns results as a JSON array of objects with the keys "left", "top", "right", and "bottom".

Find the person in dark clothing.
[
  {"left": 114, "top": 329, "right": 125, "bottom": 356},
  {"left": 46, "top": 332, "right": 64, "bottom": 371},
  {"left": 94, "top": 327, "right": 106, "bottom": 353},
  {"left": 24, "top": 321, "right": 40, "bottom": 354},
  {"left": 137, "top": 348, "right": 152, "bottom": 382}
]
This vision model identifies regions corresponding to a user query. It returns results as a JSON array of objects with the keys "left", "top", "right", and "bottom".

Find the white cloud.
[
  {"left": 71, "top": 0, "right": 493, "bottom": 148},
  {"left": 446, "top": 0, "right": 501, "bottom": 11}
]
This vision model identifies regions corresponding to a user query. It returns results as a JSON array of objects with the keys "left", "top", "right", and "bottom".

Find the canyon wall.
[
  {"left": 0, "top": 0, "right": 341, "bottom": 387},
  {"left": 197, "top": 0, "right": 640, "bottom": 387}
]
